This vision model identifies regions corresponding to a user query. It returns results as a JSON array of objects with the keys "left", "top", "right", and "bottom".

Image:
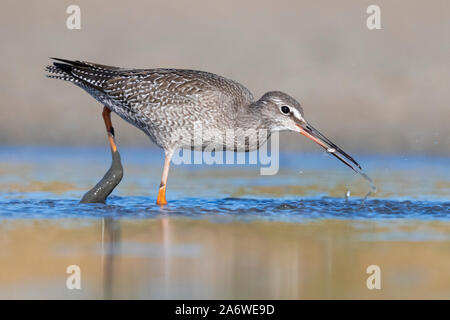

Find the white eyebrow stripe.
[{"left": 291, "top": 108, "right": 305, "bottom": 122}]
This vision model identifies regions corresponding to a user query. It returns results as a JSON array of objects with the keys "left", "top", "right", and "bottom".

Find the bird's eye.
[{"left": 280, "top": 105, "right": 290, "bottom": 114}]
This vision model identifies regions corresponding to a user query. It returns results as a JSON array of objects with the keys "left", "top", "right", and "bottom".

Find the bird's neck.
[
  {"left": 234, "top": 102, "right": 269, "bottom": 131},
  {"left": 231, "top": 103, "right": 272, "bottom": 150}
]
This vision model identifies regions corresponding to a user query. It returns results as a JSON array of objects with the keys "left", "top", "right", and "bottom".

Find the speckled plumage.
[
  {"left": 46, "top": 58, "right": 275, "bottom": 154},
  {"left": 46, "top": 58, "right": 363, "bottom": 204}
]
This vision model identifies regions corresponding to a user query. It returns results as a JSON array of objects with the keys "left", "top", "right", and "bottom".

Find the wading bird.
[{"left": 46, "top": 58, "right": 361, "bottom": 205}]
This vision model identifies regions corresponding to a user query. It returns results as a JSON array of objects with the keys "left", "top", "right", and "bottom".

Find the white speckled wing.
[{"left": 47, "top": 59, "right": 255, "bottom": 150}]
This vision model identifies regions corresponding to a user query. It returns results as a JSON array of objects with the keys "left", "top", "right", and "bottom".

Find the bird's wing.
[
  {"left": 47, "top": 59, "right": 254, "bottom": 127},
  {"left": 102, "top": 69, "right": 254, "bottom": 114},
  {"left": 47, "top": 59, "right": 254, "bottom": 111}
]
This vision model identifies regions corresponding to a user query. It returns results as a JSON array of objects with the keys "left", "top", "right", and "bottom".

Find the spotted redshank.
[{"left": 46, "top": 58, "right": 361, "bottom": 205}]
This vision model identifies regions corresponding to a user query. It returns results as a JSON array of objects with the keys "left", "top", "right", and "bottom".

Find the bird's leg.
[
  {"left": 156, "top": 153, "right": 172, "bottom": 206},
  {"left": 80, "top": 106, "right": 123, "bottom": 203},
  {"left": 102, "top": 107, "right": 118, "bottom": 153}
]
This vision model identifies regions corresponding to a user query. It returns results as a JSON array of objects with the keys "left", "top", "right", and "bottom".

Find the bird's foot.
[{"left": 156, "top": 185, "right": 167, "bottom": 206}]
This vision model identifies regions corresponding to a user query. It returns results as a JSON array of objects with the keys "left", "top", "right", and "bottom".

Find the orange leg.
[
  {"left": 157, "top": 154, "right": 172, "bottom": 206},
  {"left": 102, "top": 106, "right": 117, "bottom": 152}
]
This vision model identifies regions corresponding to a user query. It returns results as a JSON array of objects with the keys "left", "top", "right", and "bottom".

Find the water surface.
[{"left": 0, "top": 146, "right": 449, "bottom": 299}]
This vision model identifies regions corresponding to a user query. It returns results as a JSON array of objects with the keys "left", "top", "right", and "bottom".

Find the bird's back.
[{"left": 46, "top": 58, "right": 254, "bottom": 149}]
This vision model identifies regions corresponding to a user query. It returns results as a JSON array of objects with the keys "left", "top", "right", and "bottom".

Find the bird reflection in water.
[
  {"left": 100, "top": 216, "right": 172, "bottom": 299},
  {"left": 101, "top": 218, "right": 120, "bottom": 299}
]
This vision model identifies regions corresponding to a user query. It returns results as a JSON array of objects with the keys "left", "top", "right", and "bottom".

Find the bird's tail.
[
  {"left": 45, "top": 58, "right": 80, "bottom": 83},
  {"left": 45, "top": 58, "right": 122, "bottom": 88}
]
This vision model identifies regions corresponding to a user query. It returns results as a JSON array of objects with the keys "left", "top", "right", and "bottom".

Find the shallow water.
[
  {"left": 0, "top": 197, "right": 449, "bottom": 221},
  {"left": 0, "top": 146, "right": 449, "bottom": 299}
]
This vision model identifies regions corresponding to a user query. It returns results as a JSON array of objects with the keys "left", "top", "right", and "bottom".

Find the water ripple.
[{"left": 0, "top": 196, "right": 448, "bottom": 221}]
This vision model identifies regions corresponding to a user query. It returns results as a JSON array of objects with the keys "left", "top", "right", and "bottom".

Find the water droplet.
[
  {"left": 345, "top": 190, "right": 351, "bottom": 200},
  {"left": 358, "top": 171, "right": 377, "bottom": 204}
]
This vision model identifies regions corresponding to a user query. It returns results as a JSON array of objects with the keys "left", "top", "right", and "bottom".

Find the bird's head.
[{"left": 256, "top": 91, "right": 362, "bottom": 172}]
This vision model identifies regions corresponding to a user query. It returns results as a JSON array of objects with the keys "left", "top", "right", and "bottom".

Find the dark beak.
[{"left": 296, "top": 122, "right": 362, "bottom": 172}]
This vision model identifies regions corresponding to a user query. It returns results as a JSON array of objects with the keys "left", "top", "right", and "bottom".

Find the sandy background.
[{"left": 0, "top": 0, "right": 448, "bottom": 154}]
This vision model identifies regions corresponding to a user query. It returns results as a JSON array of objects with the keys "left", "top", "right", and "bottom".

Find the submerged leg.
[
  {"left": 156, "top": 152, "right": 173, "bottom": 206},
  {"left": 80, "top": 107, "right": 123, "bottom": 203}
]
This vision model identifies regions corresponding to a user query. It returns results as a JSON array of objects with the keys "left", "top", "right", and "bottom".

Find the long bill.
[{"left": 295, "top": 123, "right": 362, "bottom": 172}]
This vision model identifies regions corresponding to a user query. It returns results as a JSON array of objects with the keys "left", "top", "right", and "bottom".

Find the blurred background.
[
  {"left": 1, "top": 0, "right": 449, "bottom": 300},
  {"left": 0, "top": 0, "right": 448, "bottom": 154}
]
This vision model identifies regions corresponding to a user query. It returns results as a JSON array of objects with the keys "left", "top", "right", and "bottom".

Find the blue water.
[
  {"left": 0, "top": 146, "right": 449, "bottom": 221},
  {"left": 0, "top": 196, "right": 448, "bottom": 221}
]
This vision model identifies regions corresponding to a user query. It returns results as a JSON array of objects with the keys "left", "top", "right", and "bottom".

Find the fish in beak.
[{"left": 295, "top": 122, "right": 362, "bottom": 172}]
